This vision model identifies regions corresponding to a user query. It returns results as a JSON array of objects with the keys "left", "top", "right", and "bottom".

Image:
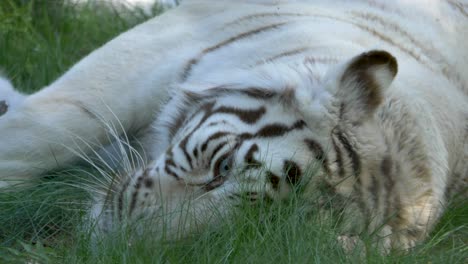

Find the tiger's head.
[{"left": 95, "top": 50, "right": 398, "bottom": 238}]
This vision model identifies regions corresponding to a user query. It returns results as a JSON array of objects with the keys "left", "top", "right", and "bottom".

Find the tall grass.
[
  {"left": 0, "top": 1, "right": 467, "bottom": 263},
  {"left": 0, "top": 0, "right": 159, "bottom": 93}
]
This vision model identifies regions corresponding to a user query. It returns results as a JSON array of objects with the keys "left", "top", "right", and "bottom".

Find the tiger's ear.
[{"left": 333, "top": 50, "right": 397, "bottom": 123}]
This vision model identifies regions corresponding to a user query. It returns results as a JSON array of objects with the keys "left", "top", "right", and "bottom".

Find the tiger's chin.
[
  {"left": 89, "top": 199, "right": 231, "bottom": 245},
  {"left": 87, "top": 171, "right": 233, "bottom": 243}
]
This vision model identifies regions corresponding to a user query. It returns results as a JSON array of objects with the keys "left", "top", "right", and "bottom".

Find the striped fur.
[{"left": 0, "top": 0, "right": 467, "bottom": 253}]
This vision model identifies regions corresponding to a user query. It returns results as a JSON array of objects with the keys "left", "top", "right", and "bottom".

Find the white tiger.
[{"left": 0, "top": 0, "right": 467, "bottom": 253}]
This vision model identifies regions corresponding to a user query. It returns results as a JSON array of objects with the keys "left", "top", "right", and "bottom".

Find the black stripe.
[
  {"left": 257, "top": 47, "right": 310, "bottom": 65},
  {"left": 165, "top": 158, "right": 176, "bottom": 168},
  {"left": 240, "top": 120, "right": 306, "bottom": 139},
  {"left": 206, "top": 121, "right": 227, "bottom": 127},
  {"left": 209, "top": 142, "right": 228, "bottom": 161},
  {"left": 181, "top": 146, "right": 193, "bottom": 169},
  {"left": 205, "top": 86, "right": 278, "bottom": 100},
  {"left": 165, "top": 163, "right": 180, "bottom": 180},
  {"left": 205, "top": 152, "right": 231, "bottom": 191},
  {"left": 178, "top": 102, "right": 216, "bottom": 169},
  {"left": 224, "top": 12, "right": 310, "bottom": 27},
  {"left": 304, "top": 138, "right": 331, "bottom": 176},
  {"left": 117, "top": 178, "right": 131, "bottom": 220},
  {"left": 57, "top": 98, "right": 100, "bottom": 121},
  {"left": 266, "top": 171, "right": 281, "bottom": 190},
  {"left": 181, "top": 22, "right": 289, "bottom": 81},
  {"left": 331, "top": 136, "right": 345, "bottom": 178},
  {"left": 368, "top": 173, "right": 379, "bottom": 207},
  {"left": 240, "top": 88, "right": 278, "bottom": 99},
  {"left": 166, "top": 92, "right": 211, "bottom": 138},
  {"left": 204, "top": 23, "right": 286, "bottom": 53},
  {"left": 447, "top": 0, "right": 468, "bottom": 17},
  {"left": 283, "top": 160, "right": 302, "bottom": 185},
  {"left": 201, "top": 132, "right": 231, "bottom": 152},
  {"left": 178, "top": 165, "right": 188, "bottom": 173},
  {"left": 214, "top": 106, "right": 266, "bottom": 124},
  {"left": 129, "top": 176, "right": 144, "bottom": 215},
  {"left": 167, "top": 111, "right": 187, "bottom": 138},
  {"left": 382, "top": 155, "right": 396, "bottom": 219},
  {"left": 334, "top": 130, "right": 361, "bottom": 176},
  {"left": 303, "top": 56, "right": 339, "bottom": 66},
  {"left": 244, "top": 143, "right": 262, "bottom": 168},
  {"left": 192, "top": 147, "right": 199, "bottom": 158},
  {"left": 165, "top": 149, "right": 187, "bottom": 174}
]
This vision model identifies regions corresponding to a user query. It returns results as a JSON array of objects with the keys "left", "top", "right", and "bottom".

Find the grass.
[
  {"left": 0, "top": 0, "right": 160, "bottom": 93},
  {"left": 0, "top": 1, "right": 467, "bottom": 263}
]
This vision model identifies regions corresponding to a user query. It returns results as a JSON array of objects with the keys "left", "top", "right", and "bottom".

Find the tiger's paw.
[{"left": 337, "top": 235, "right": 366, "bottom": 255}]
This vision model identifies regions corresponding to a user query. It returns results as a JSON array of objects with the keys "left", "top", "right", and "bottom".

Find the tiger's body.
[{"left": 0, "top": 0, "right": 467, "bottom": 253}]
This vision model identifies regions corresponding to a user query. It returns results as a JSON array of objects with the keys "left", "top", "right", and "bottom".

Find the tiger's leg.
[
  {"left": 337, "top": 193, "right": 442, "bottom": 255},
  {"left": 337, "top": 151, "right": 447, "bottom": 254},
  {"left": 0, "top": 79, "right": 160, "bottom": 188},
  {"left": 376, "top": 191, "right": 443, "bottom": 254},
  {"left": 0, "top": 96, "right": 105, "bottom": 187}
]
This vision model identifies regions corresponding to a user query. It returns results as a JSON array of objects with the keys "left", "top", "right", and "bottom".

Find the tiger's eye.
[{"left": 219, "top": 158, "right": 231, "bottom": 177}]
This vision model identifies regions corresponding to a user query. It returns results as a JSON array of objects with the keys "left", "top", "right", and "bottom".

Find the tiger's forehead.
[{"left": 178, "top": 91, "right": 303, "bottom": 135}]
